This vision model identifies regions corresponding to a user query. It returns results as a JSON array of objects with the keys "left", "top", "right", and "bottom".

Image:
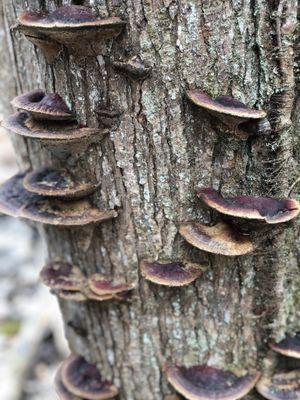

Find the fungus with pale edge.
[
  {"left": 55, "top": 366, "right": 80, "bottom": 400},
  {"left": 186, "top": 90, "right": 269, "bottom": 138},
  {"left": 88, "top": 274, "right": 134, "bottom": 296},
  {"left": 2, "top": 112, "right": 104, "bottom": 143},
  {"left": 256, "top": 370, "right": 300, "bottom": 400},
  {"left": 56, "top": 290, "right": 87, "bottom": 302},
  {"left": 269, "top": 333, "right": 300, "bottom": 359},
  {"left": 17, "top": 6, "right": 126, "bottom": 58},
  {"left": 179, "top": 221, "right": 254, "bottom": 256},
  {"left": 24, "top": 167, "right": 99, "bottom": 199},
  {"left": 112, "top": 57, "right": 151, "bottom": 80},
  {"left": 0, "top": 173, "right": 117, "bottom": 227},
  {"left": 140, "top": 260, "right": 206, "bottom": 286},
  {"left": 165, "top": 364, "right": 260, "bottom": 400},
  {"left": 11, "top": 90, "right": 75, "bottom": 121},
  {"left": 197, "top": 188, "right": 300, "bottom": 224},
  {"left": 40, "top": 261, "right": 85, "bottom": 291},
  {"left": 61, "top": 354, "right": 118, "bottom": 400}
]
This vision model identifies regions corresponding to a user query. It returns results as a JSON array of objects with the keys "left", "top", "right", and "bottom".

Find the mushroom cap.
[
  {"left": 179, "top": 221, "right": 254, "bottom": 256},
  {"left": 56, "top": 289, "right": 87, "bottom": 302},
  {"left": 140, "top": 260, "right": 206, "bottom": 286},
  {"left": 197, "top": 188, "right": 300, "bottom": 224},
  {"left": 0, "top": 173, "right": 117, "bottom": 227},
  {"left": 165, "top": 364, "right": 260, "bottom": 400},
  {"left": 2, "top": 112, "right": 104, "bottom": 143},
  {"left": 19, "top": 6, "right": 125, "bottom": 30},
  {"left": 40, "top": 261, "right": 85, "bottom": 291},
  {"left": 269, "top": 333, "right": 300, "bottom": 359},
  {"left": 88, "top": 274, "right": 134, "bottom": 295},
  {"left": 55, "top": 366, "right": 81, "bottom": 400},
  {"left": 256, "top": 370, "right": 300, "bottom": 400},
  {"left": 186, "top": 90, "right": 266, "bottom": 119},
  {"left": 23, "top": 167, "right": 99, "bottom": 199},
  {"left": 61, "top": 354, "right": 119, "bottom": 400},
  {"left": 11, "top": 90, "right": 75, "bottom": 121}
]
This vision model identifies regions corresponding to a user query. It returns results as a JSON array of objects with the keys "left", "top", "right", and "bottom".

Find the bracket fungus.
[
  {"left": 186, "top": 90, "right": 270, "bottom": 139},
  {"left": 269, "top": 333, "right": 300, "bottom": 359},
  {"left": 55, "top": 366, "right": 80, "bottom": 400},
  {"left": 88, "top": 274, "right": 134, "bottom": 296},
  {"left": 2, "top": 112, "right": 105, "bottom": 146},
  {"left": 40, "top": 261, "right": 85, "bottom": 292},
  {"left": 165, "top": 364, "right": 260, "bottom": 400},
  {"left": 179, "top": 221, "right": 254, "bottom": 256},
  {"left": 197, "top": 188, "right": 300, "bottom": 224},
  {"left": 11, "top": 90, "right": 76, "bottom": 121},
  {"left": 140, "top": 260, "right": 207, "bottom": 286},
  {"left": 24, "top": 167, "right": 99, "bottom": 199},
  {"left": 16, "top": 5, "right": 126, "bottom": 62},
  {"left": 256, "top": 370, "right": 300, "bottom": 400},
  {"left": 0, "top": 173, "right": 117, "bottom": 227},
  {"left": 60, "top": 354, "right": 119, "bottom": 400}
]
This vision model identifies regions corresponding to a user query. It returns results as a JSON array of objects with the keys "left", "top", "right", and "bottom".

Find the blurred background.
[{"left": 0, "top": 13, "right": 69, "bottom": 400}]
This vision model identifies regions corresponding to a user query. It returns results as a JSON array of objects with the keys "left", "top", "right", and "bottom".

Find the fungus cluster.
[
  {"left": 254, "top": 333, "right": 300, "bottom": 400},
  {"left": 186, "top": 90, "right": 270, "bottom": 139},
  {"left": 178, "top": 188, "right": 299, "bottom": 257},
  {"left": 40, "top": 261, "right": 134, "bottom": 302},
  {"left": 15, "top": 5, "right": 126, "bottom": 63},
  {"left": 55, "top": 354, "right": 118, "bottom": 399},
  {"left": 0, "top": 90, "right": 116, "bottom": 226}
]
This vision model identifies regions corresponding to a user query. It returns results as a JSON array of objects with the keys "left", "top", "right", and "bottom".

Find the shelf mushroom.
[
  {"left": 197, "top": 188, "right": 300, "bottom": 224},
  {"left": 0, "top": 173, "right": 117, "bottom": 227},
  {"left": 140, "top": 260, "right": 207, "bottom": 286},
  {"left": 23, "top": 167, "right": 99, "bottom": 199},
  {"left": 256, "top": 370, "right": 300, "bottom": 400},
  {"left": 15, "top": 5, "right": 126, "bottom": 62},
  {"left": 269, "top": 333, "right": 300, "bottom": 359},
  {"left": 57, "top": 354, "right": 118, "bottom": 399},
  {"left": 186, "top": 90, "right": 270, "bottom": 139},
  {"left": 165, "top": 364, "right": 260, "bottom": 400},
  {"left": 179, "top": 221, "right": 255, "bottom": 256}
]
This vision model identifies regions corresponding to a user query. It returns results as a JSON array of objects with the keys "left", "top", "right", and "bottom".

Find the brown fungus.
[
  {"left": 2, "top": 112, "right": 106, "bottom": 148},
  {"left": 56, "top": 289, "right": 87, "bottom": 302},
  {"left": 256, "top": 370, "right": 300, "bottom": 400},
  {"left": 140, "top": 260, "right": 207, "bottom": 287},
  {"left": 165, "top": 364, "right": 260, "bottom": 400},
  {"left": 40, "top": 261, "right": 85, "bottom": 292},
  {"left": 16, "top": 5, "right": 126, "bottom": 61},
  {"left": 55, "top": 366, "right": 80, "bottom": 400},
  {"left": 61, "top": 354, "right": 119, "bottom": 400},
  {"left": 197, "top": 188, "right": 300, "bottom": 224},
  {"left": 269, "top": 333, "right": 300, "bottom": 359},
  {"left": 0, "top": 173, "right": 117, "bottom": 227},
  {"left": 11, "top": 90, "right": 75, "bottom": 121},
  {"left": 88, "top": 273, "right": 134, "bottom": 296},
  {"left": 179, "top": 221, "right": 255, "bottom": 256},
  {"left": 23, "top": 167, "right": 99, "bottom": 199},
  {"left": 186, "top": 90, "right": 270, "bottom": 139}
]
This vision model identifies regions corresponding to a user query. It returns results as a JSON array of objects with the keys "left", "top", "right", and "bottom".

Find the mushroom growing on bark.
[
  {"left": 15, "top": 5, "right": 126, "bottom": 62},
  {"left": 39, "top": 261, "right": 85, "bottom": 292},
  {"left": 186, "top": 90, "right": 270, "bottom": 139},
  {"left": 60, "top": 354, "right": 119, "bottom": 399},
  {"left": 197, "top": 188, "right": 300, "bottom": 224},
  {"left": 179, "top": 221, "right": 255, "bottom": 256},
  {"left": 256, "top": 370, "right": 300, "bottom": 400},
  {"left": 269, "top": 333, "right": 300, "bottom": 359},
  {"left": 140, "top": 260, "right": 207, "bottom": 286},
  {"left": 0, "top": 173, "right": 117, "bottom": 227},
  {"left": 165, "top": 364, "right": 260, "bottom": 400},
  {"left": 23, "top": 167, "right": 99, "bottom": 199}
]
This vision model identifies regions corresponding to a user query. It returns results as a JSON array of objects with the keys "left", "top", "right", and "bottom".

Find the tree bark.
[{"left": 2, "top": 0, "right": 300, "bottom": 399}]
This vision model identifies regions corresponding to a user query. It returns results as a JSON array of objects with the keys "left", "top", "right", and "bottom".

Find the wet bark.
[{"left": 2, "top": 0, "right": 300, "bottom": 399}]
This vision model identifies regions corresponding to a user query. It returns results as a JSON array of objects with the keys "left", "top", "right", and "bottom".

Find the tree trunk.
[{"left": 2, "top": 0, "right": 299, "bottom": 399}]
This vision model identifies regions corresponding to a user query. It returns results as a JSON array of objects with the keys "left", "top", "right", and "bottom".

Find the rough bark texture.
[{"left": 1, "top": 0, "right": 300, "bottom": 399}]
